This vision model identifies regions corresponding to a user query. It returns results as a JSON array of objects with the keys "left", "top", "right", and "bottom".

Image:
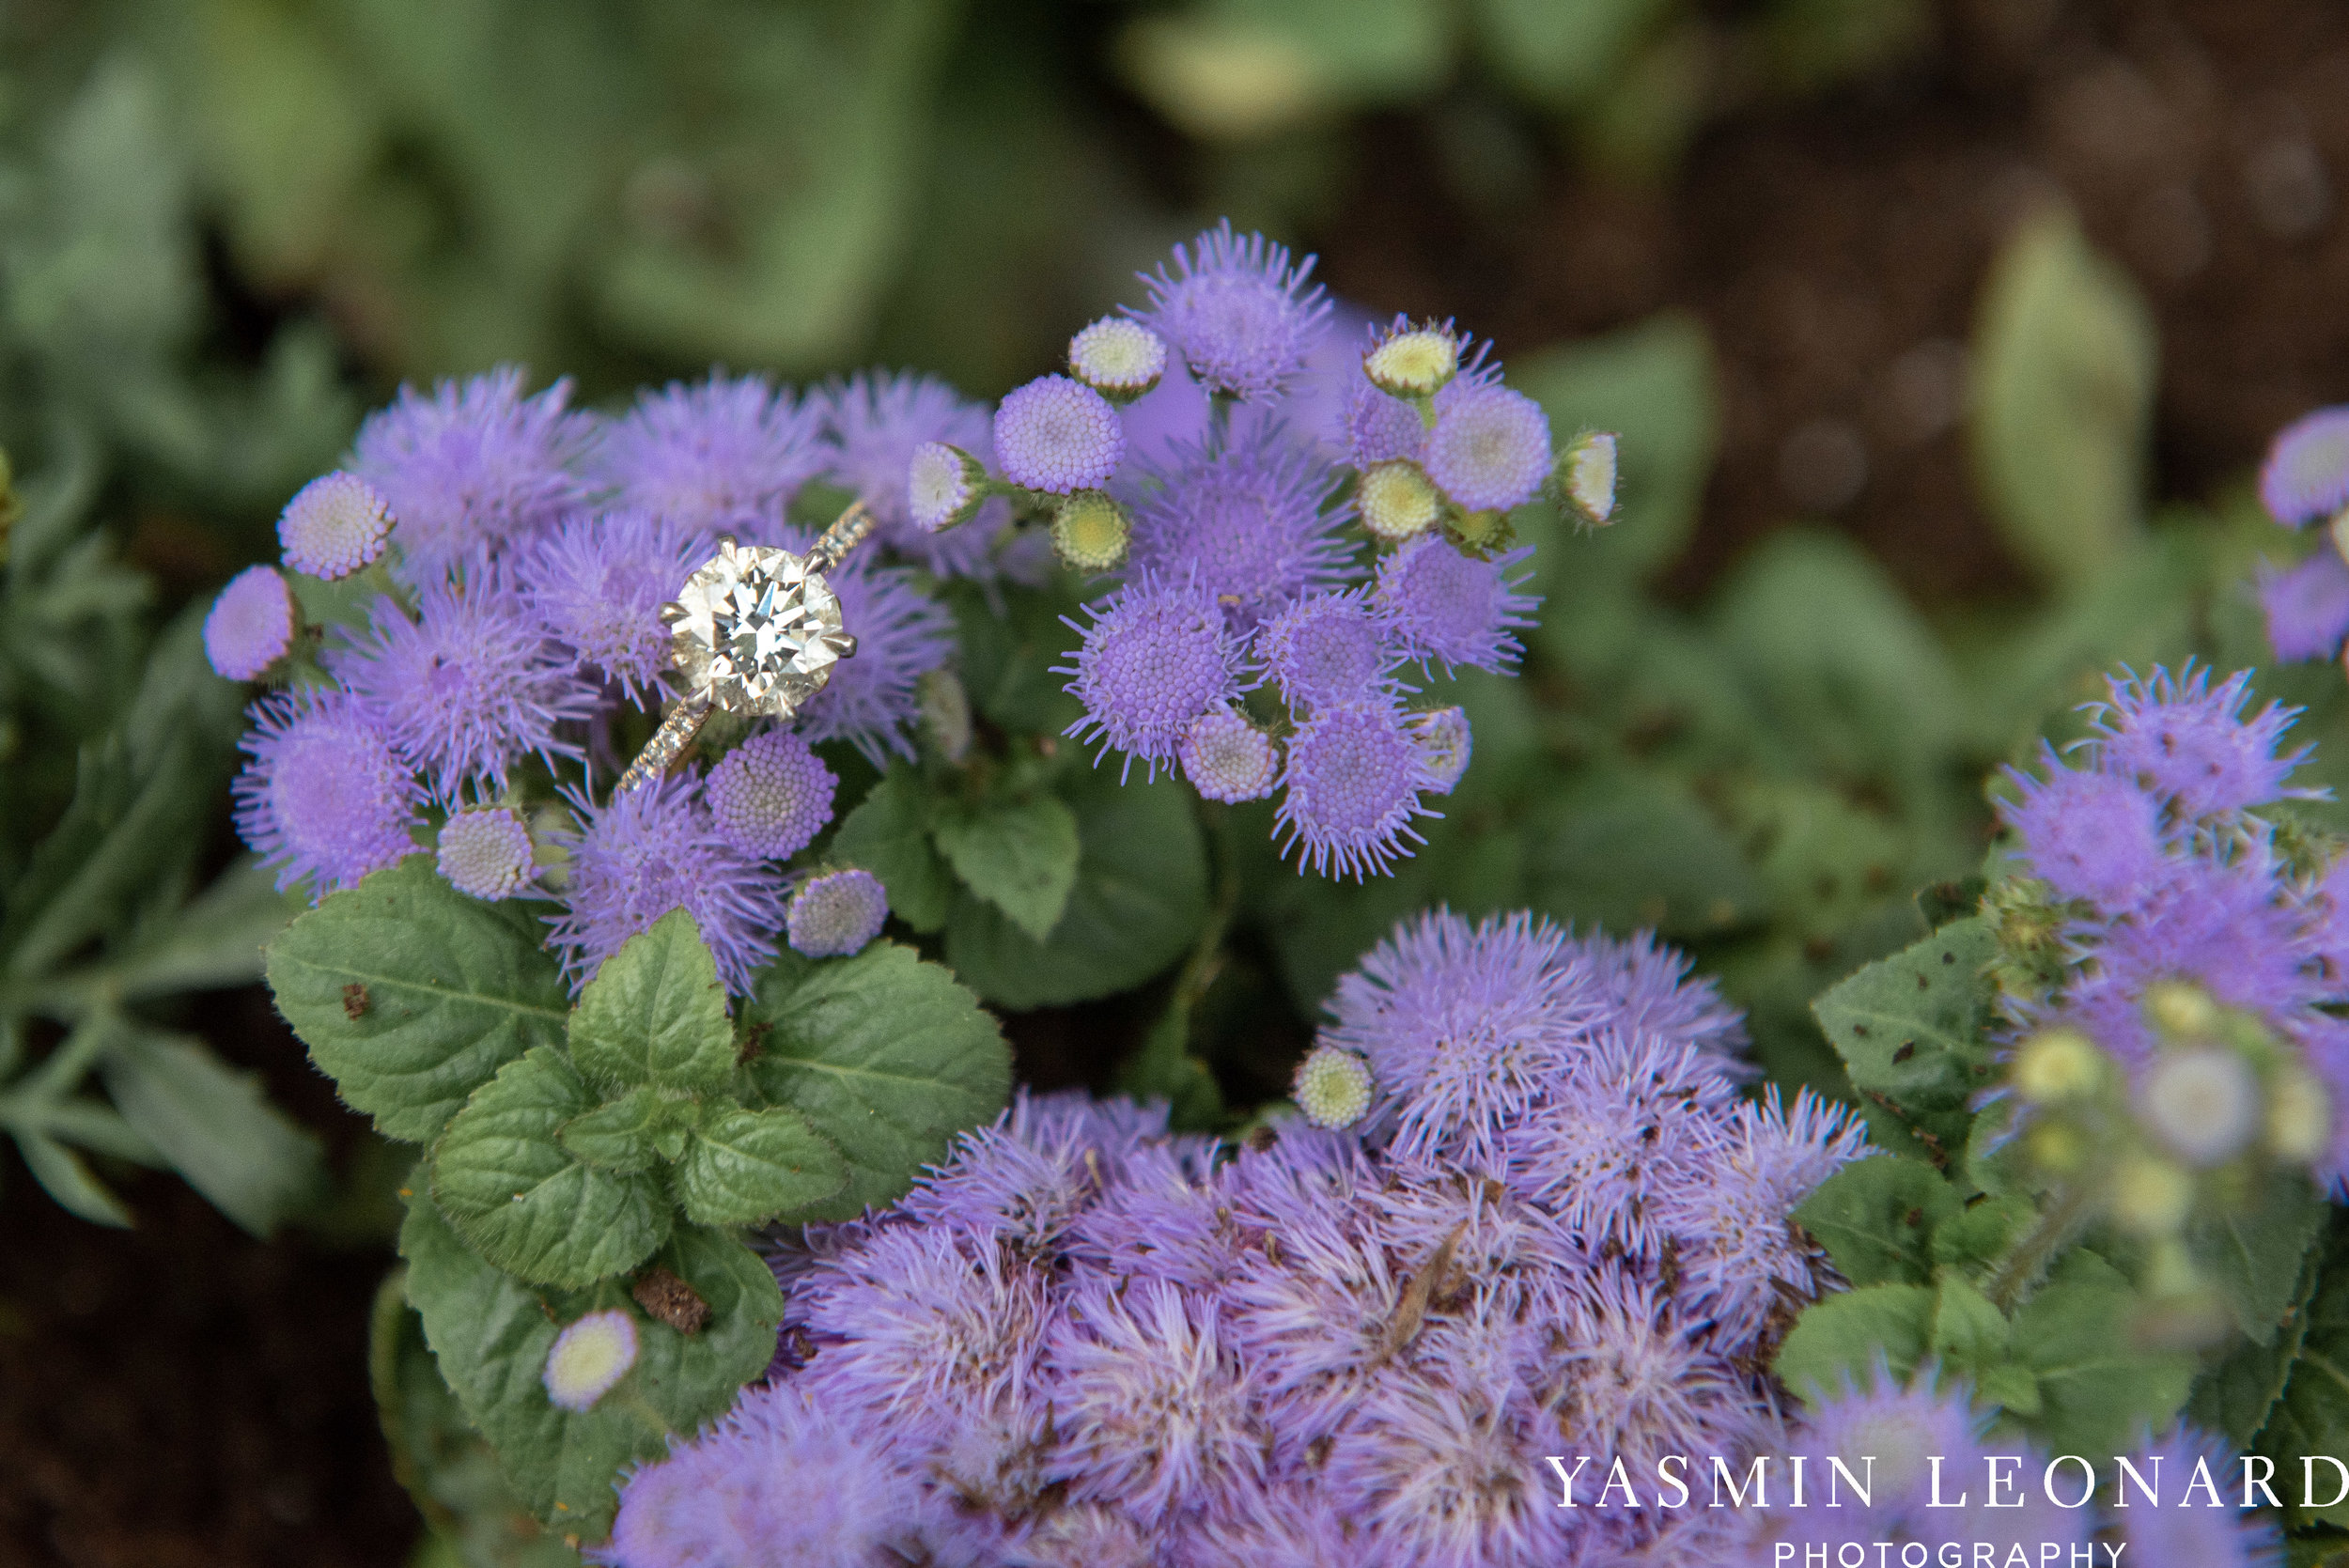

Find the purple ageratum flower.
[
  {"left": 609, "top": 1378, "right": 933, "bottom": 1568},
  {"left": 2261, "top": 406, "right": 2349, "bottom": 527},
  {"left": 1732, "top": 1371, "right": 1996, "bottom": 1562},
  {"left": 1564, "top": 927, "right": 1749, "bottom": 1063},
  {"left": 544, "top": 775, "right": 782, "bottom": 994},
  {"left": 1321, "top": 910, "right": 1601, "bottom": 1172},
  {"left": 2110, "top": 1427, "right": 2285, "bottom": 1568},
  {"left": 1372, "top": 534, "right": 1539, "bottom": 675},
  {"left": 994, "top": 375, "right": 1126, "bottom": 494},
  {"left": 232, "top": 688, "right": 423, "bottom": 898},
  {"left": 1255, "top": 590, "right": 1407, "bottom": 712},
  {"left": 1273, "top": 701, "right": 1440, "bottom": 882},
  {"left": 521, "top": 509, "right": 703, "bottom": 702},
  {"left": 1043, "top": 1277, "right": 1264, "bottom": 1529},
  {"left": 705, "top": 728, "right": 836, "bottom": 861},
  {"left": 1127, "top": 422, "right": 1355, "bottom": 633},
  {"left": 1058, "top": 575, "right": 1251, "bottom": 781},
  {"left": 350, "top": 365, "right": 591, "bottom": 579},
  {"left": 1524, "top": 1268, "right": 1752, "bottom": 1477},
  {"left": 1114, "top": 359, "right": 1214, "bottom": 483},
  {"left": 591, "top": 371, "right": 827, "bottom": 534},
  {"left": 1999, "top": 749, "right": 2174, "bottom": 912},
  {"left": 1423, "top": 384, "right": 1552, "bottom": 514},
  {"left": 1179, "top": 707, "right": 1281, "bottom": 803},
  {"left": 1067, "top": 1141, "right": 1243, "bottom": 1292},
  {"left": 1141, "top": 221, "right": 1331, "bottom": 400},
  {"left": 825, "top": 370, "right": 1014, "bottom": 581},
  {"left": 278, "top": 471, "right": 393, "bottom": 580},
  {"left": 786, "top": 868, "right": 888, "bottom": 957},
  {"left": 2259, "top": 549, "right": 2349, "bottom": 662},
  {"left": 436, "top": 806, "right": 536, "bottom": 900},
  {"left": 898, "top": 1117, "right": 1101, "bottom": 1256},
  {"left": 2087, "top": 664, "right": 2317, "bottom": 819},
  {"left": 329, "top": 575, "right": 594, "bottom": 802},
  {"left": 203, "top": 565, "right": 296, "bottom": 679}
]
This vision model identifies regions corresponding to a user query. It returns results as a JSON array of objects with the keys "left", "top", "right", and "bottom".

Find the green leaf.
[
  {"left": 99, "top": 1025, "right": 325, "bottom": 1235},
  {"left": 744, "top": 939, "right": 1009, "bottom": 1219},
  {"left": 1774, "top": 1283, "right": 1935, "bottom": 1404},
  {"left": 2192, "top": 1238, "right": 2322, "bottom": 1449},
  {"left": 932, "top": 794, "right": 1081, "bottom": 941},
  {"left": 944, "top": 773, "right": 1207, "bottom": 1009},
  {"left": 1792, "top": 1156, "right": 1959, "bottom": 1287},
  {"left": 1523, "top": 770, "right": 1766, "bottom": 939},
  {"left": 1472, "top": 0, "right": 1672, "bottom": 111},
  {"left": 1113, "top": 1000, "right": 1224, "bottom": 1134},
  {"left": 2186, "top": 1172, "right": 2328, "bottom": 1346},
  {"left": 1931, "top": 1191, "right": 2035, "bottom": 1277},
  {"left": 266, "top": 857, "right": 569, "bottom": 1143},
  {"left": 2009, "top": 1250, "right": 2195, "bottom": 1458},
  {"left": 1811, "top": 916, "right": 2000, "bottom": 1158},
  {"left": 11, "top": 1131, "right": 132, "bottom": 1226},
  {"left": 1928, "top": 1272, "right": 2013, "bottom": 1372},
  {"left": 430, "top": 1048, "right": 670, "bottom": 1288},
  {"left": 1968, "top": 212, "right": 2157, "bottom": 590},
  {"left": 674, "top": 1105, "right": 848, "bottom": 1227},
  {"left": 566, "top": 910, "right": 734, "bottom": 1094},
  {"left": 831, "top": 768, "right": 955, "bottom": 934},
  {"left": 555, "top": 1088, "right": 668, "bottom": 1174},
  {"left": 398, "top": 1191, "right": 783, "bottom": 1537},
  {"left": 106, "top": 856, "right": 302, "bottom": 1002},
  {"left": 2255, "top": 1212, "right": 2349, "bottom": 1526}
]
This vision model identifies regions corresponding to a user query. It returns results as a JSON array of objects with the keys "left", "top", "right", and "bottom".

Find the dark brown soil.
[{"left": 16, "top": 3, "right": 2349, "bottom": 1563}]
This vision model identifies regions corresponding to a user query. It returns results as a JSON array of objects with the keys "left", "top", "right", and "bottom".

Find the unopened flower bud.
[
  {"left": 1363, "top": 325, "right": 1459, "bottom": 400},
  {"left": 918, "top": 668, "right": 972, "bottom": 765},
  {"left": 1294, "top": 1045, "right": 1374, "bottom": 1129},
  {"left": 1555, "top": 430, "right": 1620, "bottom": 527},
  {"left": 1358, "top": 459, "right": 1442, "bottom": 542},
  {"left": 1408, "top": 706, "right": 1471, "bottom": 795},
  {"left": 2110, "top": 1156, "right": 2195, "bottom": 1235},
  {"left": 2141, "top": 1048, "right": 2259, "bottom": 1167},
  {"left": 1069, "top": 317, "right": 1167, "bottom": 403},
  {"left": 2145, "top": 981, "right": 2219, "bottom": 1042},
  {"left": 2268, "top": 1070, "right": 2333, "bottom": 1164},
  {"left": 543, "top": 1308, "right": 638, "bottom": 1412},
  {"left": 908, "top": 442, "right": 988, "bottom": 534},
  {"left": 2013, "top": 1029, "right": 2102, "bottom": 1104},
  {"left": 1051, "top": 489, "right": 1130, "bottom": 572},
  {"left": 2026, "top": 1118, "right": 2086, "bottom": 1174}
]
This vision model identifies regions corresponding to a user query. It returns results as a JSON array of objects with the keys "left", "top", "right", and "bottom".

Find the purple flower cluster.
[
  {"left": 212, "top": 365, "right": 972, "bottom": 990},
  {"left": 1997, "top": 664, "right": 2349, "bottom": 1185},
  {"left": 2257, "top": 405, "right": 2349, "bottom": 663},
  {"left": 608, "top": 910, "right": 1867, "bottom": 1567}
]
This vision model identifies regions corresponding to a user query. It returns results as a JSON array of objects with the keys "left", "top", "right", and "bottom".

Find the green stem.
[{"left": 1986, "top": 1182, "right": 2094, "bottom": 1313}]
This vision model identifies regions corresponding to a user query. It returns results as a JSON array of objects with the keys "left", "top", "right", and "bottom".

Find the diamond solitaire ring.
[{"left": 614, "top": 501, "right": 876, "bottom": 793}]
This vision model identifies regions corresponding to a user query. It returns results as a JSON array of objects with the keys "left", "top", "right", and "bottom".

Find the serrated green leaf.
[
  {"left": 831, "top": 768, "right": 954, "bottom": 934},
  {"left": 1928, "top": 1271, "right": 2011, "bottom": 1371},
  {"left": 675, "top": 1105, "right": 847, "bottom": 1227},
  {"left": 1792, "top": 1156, "right": 1958, "bottom": 1287},
  {"left": 1932, "top": 1192, "right": 2035, "bottom": 1277},
  {"left": 1775, "top": 1283, "right": 1935, "bottom": 1404},
  {"left": 266, "top": 857, "right": 568, "bottom": 1143},
  {"left": 1812, "top": 916, "right": 1999, "bottom": 1157},
  {"left": 555, "top": 1088, "right": 667, "bottom": 1174},
  {"left": 944, "top": 772, "right": 1206, "bottom": 1009},
  {"left": 99, "top": 1025, "right": 324, "bottom": 1235},
  {"left": 2186, "top": 1172, "right": 2327, "bottom": 1347},
  {"left": 431, "top": 1048, "right": 670, "bottom": 1288},
  {"left": 2009, "top": 1250, "right": 2195, "bottom": 1458},
  {"left": 744, "top": 939, "right": 1008, "bottom": 1219},
  {"left": 398, "top": 1191, "right": 782, "bottom": 1537},
  {"left": 2193, "top": 1237, "right": 2322, "bottom": 1449},
  {"left": 2256, "top": 1212, "right": 2349, "bottom": 1527},
  {"left": 566, "top": 910, "right": 734, "bottom": 1094},
  {"left": 932, "top": 794, "right": 1080, "bottom": 941}
]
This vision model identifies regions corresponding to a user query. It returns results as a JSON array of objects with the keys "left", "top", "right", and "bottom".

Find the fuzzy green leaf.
[
  {"left": 1775, "top": 1283, "right": 1935, "bottom": 1404},
  {"left": 744, "top": 939, "right": 1009, "bottom": 1219},
  {"left": 566, "top": 910, "right": 734, "bottom": 1094},
  {"left": 2186, "top": 1172, "right": 2327, "bottom": 1347},
  {"left": 2010, "top": 1250, "right": 2196, "bottom": 1459},
  {"left": 266, "top": 856, "right": 568, "bottom": 1143},
  {"left": 932, "top": 794, "right": 1081, "bottom": 941},
  {"left": 2255, "top": 1212, "right": 2349, "bottom": 1527},
  {"left": 2192, "top": 1239, "right": 2322, "bottom": 1449},
  {"left": 555, "top": 1088, "right": 669, "bottom": 1174},
  {"left": 831, "top": 768, "right": 955, "bottom": 933},
  {"left": 674, "top": 1105, "right": 847, "bottom": 1227},
  {"left": 1791, "top": 1156, "right": 1958, "bottom": 1288},
  {"left": 1811, "top": 915, "right": 2000, "bottom": 1157},
  {"left": 430, "top": 1048, "right": 670, "bottom": 1288},
  {"left": 398, "top": 1192, "right": 783, "bottom": 1538}
]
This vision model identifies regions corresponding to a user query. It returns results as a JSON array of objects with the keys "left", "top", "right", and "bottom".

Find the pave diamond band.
[{"left": 614, "top": 501, "right": 873, "bottom": 794}]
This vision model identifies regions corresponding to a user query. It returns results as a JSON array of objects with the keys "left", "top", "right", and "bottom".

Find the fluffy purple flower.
[
  {"left": 203, "top": 565, "right": 295, "bottom": 679},
  {"left": 2259, "top": 549, "right": 2349, "bottom": 662},
  {"left": 1274, "top": 701, "right": 1439, "bottom": 882},
  {"left": 232, "top": 688, "right": 423, "bottom": 897},
  {"left": 277, "top": 471, "right": 393, "bottom": 579},
  {"left": 2088, "top": 664, "right": 2314, "bottom": 818},
  {"left": 1067, "top": 1140, "right": 1239, "bottom": 1291},
  {"left": 1179, "top": 707, "right": 1280, "bottom": 802},
  {"left": 786, "top": 868, "right": 888, "bottom": 957},
  {"left": 592, "top": 371, "right": 827, "bottom": 533},
  {"left": 1372, "top": 534, "right": 1538, "bottom": 675},
  {"left": 898, "top": 1111, "right": 1103, "bottom": 1255},
  {"left": 2109, "top": 1427, "right": 2283, "bottom": 1568},
  {"left": 826, "top": 370, "right": 1015, "bottom": 581},
  {"left": 329, "top": 576, "right": 593, "bottom": 801},
  {"left": 1567, "top": 927, "right": 1748, "bottom": 1061},
  {"left": 705, "top": 729, "right": 835, "bottom": 861},
  {"left": 1423, "top": 384, "right": 1551, "bottom": 513},
  {"left": 435, "top": 806, "right": 536, "bottom": 900},
  {"left": 1733, "top": 1373, "right": 1997, "bottom": 1562},
  {"left": 350, "top": 366, "right": 591, "bottom": 579},
  {"left": 1127, "top": 424, "right": 1354, "bottom": 632},
  {"left": 994, "top": 375, "right": 1126, "bottom": 494},
  {"left": 521, "top": 509, "right": 703, "bottom": 701},
  {"left": 1524, "top": 1268, "right": 1753, "bottom": 1476},
  {"left": 1141, "top": 221, "right": 1331, "bottom": 400},
  {"left": 1114, "top": 359, "right": 1214, "bottom": 480},
  {"left": 544, "top": 775, "right": 781, "bottom": 993},
  {"left": 2000, "top": 751, "right": 2172, "bottom": 911},
  {"left": 2261, "top": 406, "right": 2349, "bottom": 526},
  {"left": 1059, "top": 575, "right": 1251, "bottom": 780},
  {"left": 1255, "top": 590, "right": 1404, "bottom": 712}
]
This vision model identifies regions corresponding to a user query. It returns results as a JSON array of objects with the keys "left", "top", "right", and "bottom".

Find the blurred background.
[{"left": 5, "top": 0, "right": 2349, "bottom": 1562}]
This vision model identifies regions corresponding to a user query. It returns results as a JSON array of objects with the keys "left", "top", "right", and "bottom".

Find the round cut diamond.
[{"left": 666, "top": 540, "right": 854, "bottom": 716}]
